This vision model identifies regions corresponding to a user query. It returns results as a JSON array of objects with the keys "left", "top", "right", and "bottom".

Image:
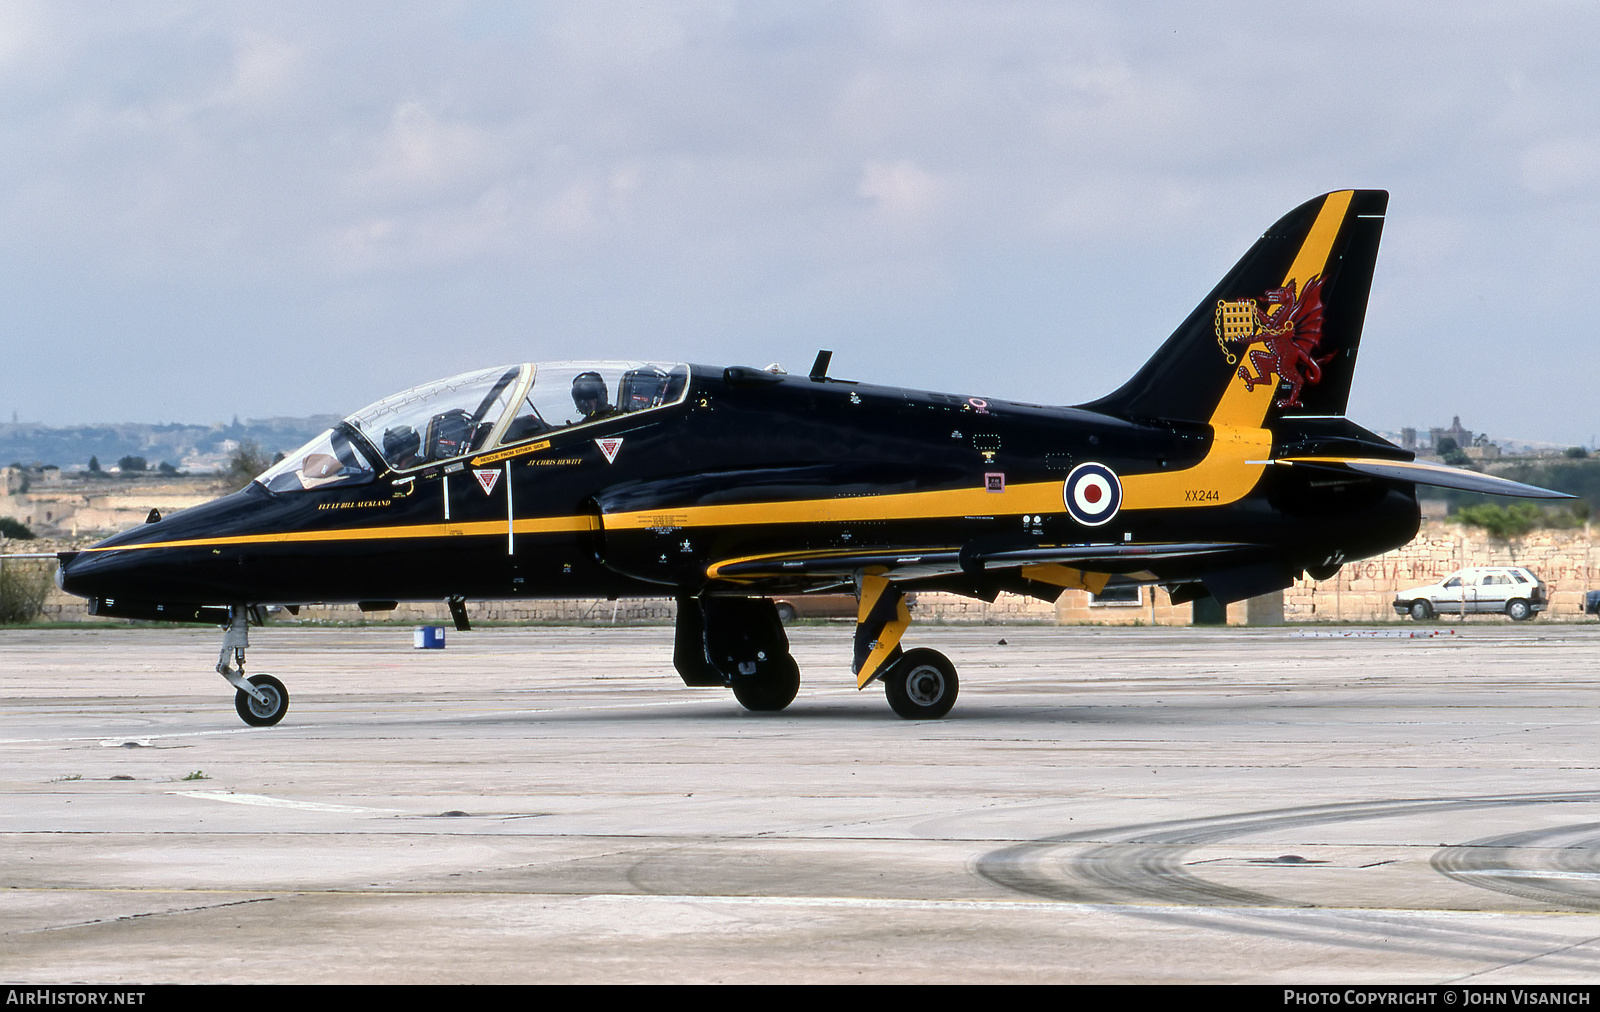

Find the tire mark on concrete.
[
  {"left": 975, "top": 792, "right": 1600, "bottom": 970},
  {"left": 977, "top": 792, "right": 1600, "bottom": 908},
  {"left": 1433, "top": 822, "right": 1600, "bottom": 911}
]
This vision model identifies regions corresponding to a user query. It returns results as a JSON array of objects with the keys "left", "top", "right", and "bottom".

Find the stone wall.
[
  {"left": 1285, "top": 519, "right": 1597, "bottom": 622},
  {"left": 913, "top": 591, "right": 1059, "bottom": 624},
  {"left": 1052, "top": 583, "right": 1207, "bottom": 626}
]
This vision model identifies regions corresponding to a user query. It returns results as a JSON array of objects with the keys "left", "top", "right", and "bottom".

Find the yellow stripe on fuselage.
[
  {"left": 81, "top": 515, "right": 598, "bottom": 553},
  {"left": 605, "top": 483, "right": 1067, "bottom": 532}
]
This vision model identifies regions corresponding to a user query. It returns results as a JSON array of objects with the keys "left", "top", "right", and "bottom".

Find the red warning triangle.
[
  {"left": 473, "top": 469, "right": 501, "bottom": 495},
  {"left": 595, "top": 437, "right": 623, "bottom": 463}
]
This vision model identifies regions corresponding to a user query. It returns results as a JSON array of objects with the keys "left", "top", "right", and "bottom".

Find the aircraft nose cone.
[
  {"left": 56, "top": 549, "right": 104, "bottom": 599},
  {"left": 55, "top": 547, "right": 149, "bottom": 601}
]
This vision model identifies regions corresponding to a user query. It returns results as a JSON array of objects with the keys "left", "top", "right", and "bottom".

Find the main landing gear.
[
  {"left": 216, "top": 605, "right": 289, "bottom": 727},
  {"left": 854, "top": 574, "right": 960, "bottom": 719},
  {"left": 674, "top": 590, "right": 961, "bottom": 719},
  {"left": 730, "top": 655, "right": 801, "bottom": 712},
  {"left": 880, "top": 648, "right": 959, "bottom": 720},
  {"left": 675, "top": 595, "right": 801, "bottom": 713}
]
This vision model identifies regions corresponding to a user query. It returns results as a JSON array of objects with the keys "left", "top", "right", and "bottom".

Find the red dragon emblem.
[{"left": 1215, "top": 274, "right": 1328, "bottom": 408}]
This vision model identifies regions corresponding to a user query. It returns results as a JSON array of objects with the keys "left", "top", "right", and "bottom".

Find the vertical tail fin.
[{"left": 1083, "top": 189, "right": 1387, "bottom": 427}]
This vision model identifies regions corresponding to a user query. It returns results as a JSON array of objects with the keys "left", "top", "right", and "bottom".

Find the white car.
[{"left": 1393, "top": 567, "right": 1547, "bottom": 621}]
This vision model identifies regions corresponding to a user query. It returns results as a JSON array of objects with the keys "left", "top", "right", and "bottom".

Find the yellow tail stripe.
[
  {"left": 1123, "top": 190, "right": 1354, "bottom": 509},
  {"left": 1283, "top": 189, "right": 1354, "bottom": 295}
]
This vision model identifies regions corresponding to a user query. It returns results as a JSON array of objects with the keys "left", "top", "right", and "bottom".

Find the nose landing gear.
[{"left": 216, "top": 605, "right": 289, "bottom": 727}]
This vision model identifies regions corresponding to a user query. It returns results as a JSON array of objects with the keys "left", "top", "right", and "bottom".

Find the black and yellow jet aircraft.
[{"left": 57, "top": 189, "right": 1567, "bottom": 725}]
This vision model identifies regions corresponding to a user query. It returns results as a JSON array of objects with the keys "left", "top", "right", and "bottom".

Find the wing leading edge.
[{"left": 706, "top": 541, "right": 1264, "bottom": 584}]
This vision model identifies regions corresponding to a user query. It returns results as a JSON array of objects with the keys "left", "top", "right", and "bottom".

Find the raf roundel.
[{"left": 1063, "top": 462, "right": 1123, "bottom": 527}]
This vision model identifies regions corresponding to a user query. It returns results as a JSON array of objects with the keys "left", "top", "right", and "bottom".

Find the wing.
[{"left": 706, "top": 540, "right": 1266, "bottom": 589}]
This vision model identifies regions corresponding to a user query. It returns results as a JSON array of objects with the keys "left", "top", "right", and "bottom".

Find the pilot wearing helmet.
[
  {"left": 382, "top": 425, "right": 421, "bottom": 468},
  {"left": 570, "top": 371, "right": 617, "bottom": 422}
]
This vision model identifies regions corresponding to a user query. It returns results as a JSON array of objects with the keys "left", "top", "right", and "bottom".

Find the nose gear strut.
[{"left": 214, "top": 605, "right": 290, "bottom": 726}]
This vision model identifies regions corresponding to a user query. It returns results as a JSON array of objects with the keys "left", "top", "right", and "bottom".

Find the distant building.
[{"left": 1420, "top": 416, "right": 1476, "bottom": 455}]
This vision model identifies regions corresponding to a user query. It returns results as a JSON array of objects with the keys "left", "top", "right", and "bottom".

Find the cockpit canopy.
[{"left": 257, "top": 361, "right": 689, "bottom": 493}]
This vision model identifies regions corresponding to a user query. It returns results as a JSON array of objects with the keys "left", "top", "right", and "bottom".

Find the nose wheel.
[
  {"left": 215, "top": 605, "right": 290, "bottom": 727},
  {"left": 234, "top": 674, "right": 290, "bottom": 726},
  {"left": 882, "top": 648, "right": 958, "bottom": 720}
]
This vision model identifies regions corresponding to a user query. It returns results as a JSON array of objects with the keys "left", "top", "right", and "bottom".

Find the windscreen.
[{"left": 255, "top": 427, "right": 376, "bottom": 493}]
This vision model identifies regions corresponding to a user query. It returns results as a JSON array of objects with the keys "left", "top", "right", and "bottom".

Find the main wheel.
[
  {"left": 883, "top": 648, "right": 958, "bottom": 720},
  {"left": 730, "top": 656, "right": 800, "bottom": 712},
  {"left": 774, "top": 602, "right": 797, "bottom": 623},
  {"left": 1408, "top": 600, "right": 1434, "bottom": 621},
  {"left": 235, "top": 674, "right": 289, "bottom": 727},
  {"left": 1506, "top": 599, "right": 1534, "bottom": 622}
]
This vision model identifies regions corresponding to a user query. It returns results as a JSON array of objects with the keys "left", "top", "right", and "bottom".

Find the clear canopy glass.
[
  {"left": 256, "top": 427, "right": 376, "bottom": 494},
  {"left": 254, "top": 361, "right": 688, "bottom": 492}
]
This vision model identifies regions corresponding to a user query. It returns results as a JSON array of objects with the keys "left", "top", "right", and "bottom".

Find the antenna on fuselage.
[{"left": 809, "top": 350, "right": 833, "bottom": 382}]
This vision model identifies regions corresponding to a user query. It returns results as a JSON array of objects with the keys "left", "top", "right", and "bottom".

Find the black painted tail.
[{"left": 1083, "top": 190, "right": 1388, "bottom": 426}]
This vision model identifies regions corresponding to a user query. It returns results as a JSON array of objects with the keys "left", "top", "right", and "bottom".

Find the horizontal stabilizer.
[{"left": 1277, "top": 457, "right": 1574, "bottom": 499}]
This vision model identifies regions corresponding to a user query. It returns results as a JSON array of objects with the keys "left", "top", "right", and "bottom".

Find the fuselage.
[{"left": 58, "top": 361, "right": 1420, "bottom": 611}]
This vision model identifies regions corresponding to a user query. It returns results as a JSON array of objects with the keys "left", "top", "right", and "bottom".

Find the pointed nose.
[
  {"left": 56, "top": 547, "right": 154, "bottom": 601},
  {"left": 55, "top": 549, "right": 101, "bottom": 599}
]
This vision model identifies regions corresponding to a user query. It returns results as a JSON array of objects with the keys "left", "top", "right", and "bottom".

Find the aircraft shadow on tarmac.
[{"left": 285, "top": 690, "right": 1197, "bottom": 728}]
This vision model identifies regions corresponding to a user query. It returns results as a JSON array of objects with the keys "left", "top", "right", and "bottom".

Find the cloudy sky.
[{"left": 3, "top": 1, "right": 1598, "bottom": 445}]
